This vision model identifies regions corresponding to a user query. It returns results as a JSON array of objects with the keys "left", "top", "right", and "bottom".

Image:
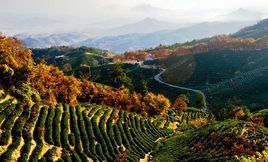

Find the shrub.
[
  {"left": 43, "top": 147, "right": 57, "bottom": 162},
  {"left": 99, "top": 109, "right": 116, "bottom": 158},
  {"left": 34, "top": 107, "right": 48, "bottom": 143},
  {"left": 70, "top": 151, "right": 82, "bottom": 162},
  {"left": 0, "top": 105, "right": 23, "bottom": 145},
  {"left": 0, "top": 104, "right": 16, "bottom": 124},
  {"left": 62, "top": 149, "right": 72, "bottom": 162},
  {"left": 61, "top": 104, "right": 70, "bottom": 149},
  {"left": 76, "top": 106, "right": 93, "bottom": 158},
  {"left": 118, "top": 122, "right": 131, "bottom": 150},
  {"left": 91, "top": 110, "right": 110, "bottom": 158},
  {"left": 124, "top": 118, "right": 147, "bottom": 154},
  {"left": 0, "top": 137, "right": 20, "bottom": 161},
  {"left": 69, "top": 107, "right": 82, "bottom": 152},
  {"left": 96, "top": 143, "right": 106, "bottom": 161},
  {"left": 19, "top": 105, "right": 41, "bottom": 162},
  {"left": 0, "top": 100, "right": 10, "bottom": 111},
  {"left": 53, "top": 107, "right": 62, "bottom": 146},
  {"left": 45, "top": 108, "right": 55, "bottom": 144},
  {"left": 12, "top": 105, "right": 31, "bottom": 137},
  {"left": 18, "top": 136, "right": 33, "bottom": 161},
  {"left": 39, "top": 157, "right": 46, "bottom": 162},
  {"left": 29, "top": 142, "right": 43, "bottom": 161},
  {"left": 107, "top": 110, "right": 120, "bottom": 155},
  {"left": 113, "top": 124, "right": 123, "bottom": 146},
  {"left": 68, "top": 133, "right": 75, "bottom": 146},
  {"left": 83, "top": 110, "right": 98, "bottom": 156}
]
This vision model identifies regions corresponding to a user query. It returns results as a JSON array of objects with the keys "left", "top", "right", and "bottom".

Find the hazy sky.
[
  {"left": 0, "top": 0, "right": 267, "bottom": 49},
  {"left": 1, "top": 0, "right": 268, "bottom": 26}
]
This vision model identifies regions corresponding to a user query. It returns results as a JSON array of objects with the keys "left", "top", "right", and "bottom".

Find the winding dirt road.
[{"left": 153, "top": 69, "right": 202, "bottom": 93}]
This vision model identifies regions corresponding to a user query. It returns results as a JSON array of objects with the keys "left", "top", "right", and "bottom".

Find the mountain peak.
[
  {"left": 236, "top": 8, "right": 249, "bottom": 13},
  {"left": 231, "top": 8, "right": 260, "bottom": 16},
  {"left": 139, "top": 17, "right": 160, "bottom": 23},
  {"left": 143, "top": 17, "right": 155, "bottom": 21},
  {"left": 214, "top": 8, "right": 262, "bottom": 22}
]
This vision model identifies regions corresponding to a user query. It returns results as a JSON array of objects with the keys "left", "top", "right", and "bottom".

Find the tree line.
[{"left": 0, "top": 35, "right": 170, "bottom": 117}]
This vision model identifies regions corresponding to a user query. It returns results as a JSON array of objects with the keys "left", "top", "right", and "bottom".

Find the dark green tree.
[
  {"left": 196, "top": 91, "right": 207, "bottom": 109},
  {"left": 110, "top": 63, "right": 133, "bottom": 90},
  {"left": 136, "top": 80, "right": 148, "bottom": 95}
]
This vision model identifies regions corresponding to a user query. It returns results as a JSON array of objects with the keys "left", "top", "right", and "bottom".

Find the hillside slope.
[
  {"left": 31, "top": 47, "right": 112, "bottom": 75},
  {"left": 233, "top": 19, "right": 268, "bottom": 38},
  {"left": 161, "top": 49, "right": 268, "bottom": 87},
  {"left": 205, "top": 65, "right": 268, "bottom": 109},
  {"left": 153, "top": 120, "right": 268, "bottom": 161},
  {"left": 158, "top": 49, "right": 268, "bottom": 110},
  {"left": 0, "top": 91, "right": 214, "bottom": 161},
  {"left": 0, "top": 94, "right": 171, "bottom": 162}
]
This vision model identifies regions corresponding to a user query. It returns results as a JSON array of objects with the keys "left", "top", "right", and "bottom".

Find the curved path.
[
  {"left": 149, "top": 66, "right": 208, "bottom": 108},
  {"left": 154, "top": 69, "right": 202, "bottom": 93}
]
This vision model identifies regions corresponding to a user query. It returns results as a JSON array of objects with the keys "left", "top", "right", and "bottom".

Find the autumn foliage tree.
[
  {"left": 0, "top": 36, "right": 33, "bottom": 89},
  {"left": 150, "top": 49, "right": 172, "bottom": 58},
  {"left": 150, "top": 36, "right": 268, "bottom": 59},
  {"left": 113, "top": 51, "right": 147, "bottom": 62},
  {"left": 144, "top": 92, "right": 171, "bottom": 116},
  {"left": 79, "top": 82, "right": 169, "bottom": 117},
  {"left": 232, "top": 106, "right": 251, "bottom": 120},
  {"left": 113, "top": 36, "right": 268, "bottom": 62},
  {"left": 0, "top": 35, "right": 171, "bottom": 117},
  {"left": 173, "top": 95, "right": 189, "bottom": 112},
  {"left": 0, "top": 36, "right": 33, "bottom": 69},
  {"left": 27, "top": 61, "right": 82, "bottom": 107}
]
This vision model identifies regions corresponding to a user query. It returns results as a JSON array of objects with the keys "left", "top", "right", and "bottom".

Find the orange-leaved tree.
[
  {"left": 173, "top": 95, "right": 189, "bottom": 112},
  {"left": 28, "top": 61, "right": 81, "bottom": 107},
  {"left": 0, "top": 36, "right": 33, "bottom": 89},
  {"left": 0, "top": 35, "right": 171, "bottom": 117},
  {"left": 144, "top": 92, "right": 171, "bottom": 117}
]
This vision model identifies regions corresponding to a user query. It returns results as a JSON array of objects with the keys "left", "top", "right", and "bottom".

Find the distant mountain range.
[
  {"left": 99, "top": 17, "right": 185, "bottom": 36},
  {"left": 212, "top": 8, "right": 262, "bottom": 22},
  {"left": 15, "top": 33, "right": 90, "bottom": 48},
  {"left": 77, "top": 21, "right": 254, "bottom": 53},
  {"left": 11, "top": 8, "right": 267, "bottom": 53},
  {"left": 14, "top": 17, "right": 185, "bottom": 49}
]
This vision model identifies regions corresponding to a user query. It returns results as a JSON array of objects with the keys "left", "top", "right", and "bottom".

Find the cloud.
[{"left": 0, "top": 0, "right": 267, "bottom": 25}]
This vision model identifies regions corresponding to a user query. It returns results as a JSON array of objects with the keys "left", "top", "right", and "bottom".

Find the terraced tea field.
[
  {"left": 153, "top": 120, "right": 268, "bottom": 161},
  {"left": 0, "top": 96, "right": 172, "bottom": 162}
]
